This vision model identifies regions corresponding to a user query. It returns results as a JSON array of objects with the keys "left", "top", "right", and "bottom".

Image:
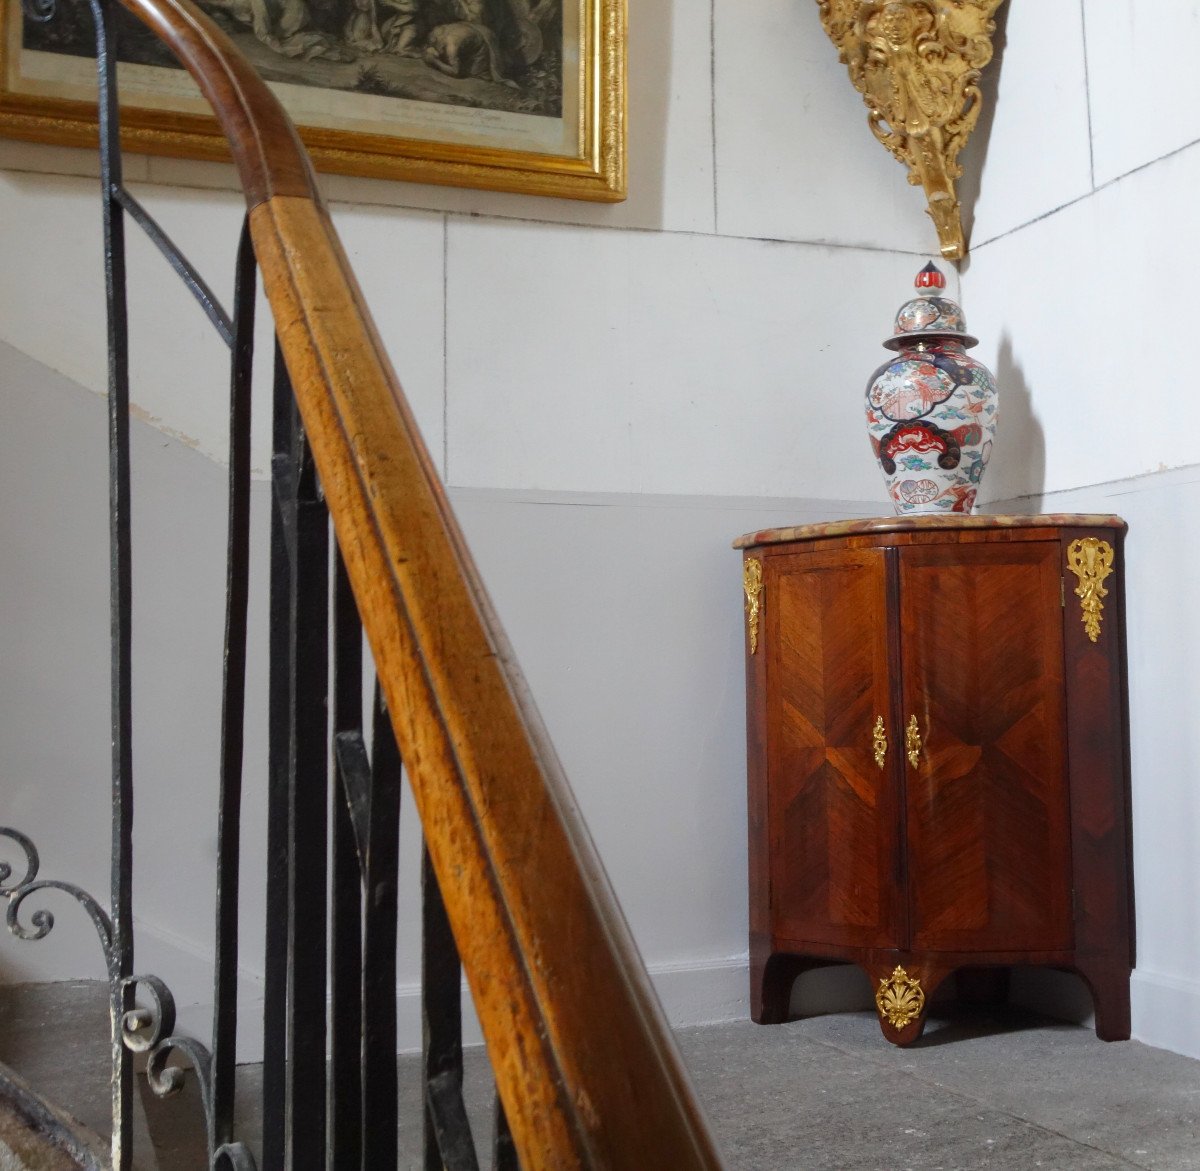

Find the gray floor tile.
[
  {"left": 675, "top": 1017, "right": 1137, "bottom": 1170},
  {"left": 776, "top": 1008, "right": 1200, "bottom": 1170}
]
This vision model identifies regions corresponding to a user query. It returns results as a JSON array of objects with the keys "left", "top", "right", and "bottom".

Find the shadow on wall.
[
  {"left": 957, "top": 1, "right": 1010, "bottom": 250},
  {"left": 988, "top": 331, "right": 1045, "bottom": 509}
]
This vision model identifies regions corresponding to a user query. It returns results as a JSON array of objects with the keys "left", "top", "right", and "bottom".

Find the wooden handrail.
[{"left": 117, "top": 0, "right": 725, "bottom": 1165}]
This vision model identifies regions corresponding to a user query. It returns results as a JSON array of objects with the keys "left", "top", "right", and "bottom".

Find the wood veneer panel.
[
  {"left": 765, "top": 550, "right": 903, "bottom": 950},
  {"left": 1059, "top": 527, "right": 1134, "bottom": 1037},
  {"left": 899, "top": 541, "right": 1072, "bottom": 953}
]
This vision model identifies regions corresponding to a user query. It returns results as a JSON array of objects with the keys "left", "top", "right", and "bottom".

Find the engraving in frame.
[
  {"left": 815, "top": 0, "right": 1005, "bottom": 259},
  {"left": 1066, "top": 538, "right": 1115, "bottom": 643},
  {"left": 872, "top": 716, "right": 888, "bottom": 771},
  {"left": 0, "top": 0, "right": 627, "bottom": 201},
  {"left": 743, "top": 558, "right": 764, "bottom": 656},
  {"left": 905, "top": 714, "right": 922, "bottom": 768},
  {"left": 875, "top": 965, "right": 926, "bottom": 1030}
]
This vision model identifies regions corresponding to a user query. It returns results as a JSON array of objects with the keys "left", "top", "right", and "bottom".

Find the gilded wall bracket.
[{"left": 816, "top": 0, "right": 1006, "bottom": 260}]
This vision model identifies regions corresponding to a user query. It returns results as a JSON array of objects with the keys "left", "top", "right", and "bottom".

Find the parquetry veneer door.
[
  {"left": 767, "top": 550, "right": 902, "bottom": 952},
  {"left": 738, "top": 516, "right": 1133, "bottom": 1046}
]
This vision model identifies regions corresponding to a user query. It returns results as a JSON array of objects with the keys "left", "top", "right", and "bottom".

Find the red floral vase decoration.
[{"left": 866, "top": 263, "right": 998, "bottom": 514}]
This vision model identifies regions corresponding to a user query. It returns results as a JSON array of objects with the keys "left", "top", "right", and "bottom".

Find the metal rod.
[
  {"left": 329, "top": 551, "right": 363, "bottom": 1170},
  {"left": 261, "top": 344, "right": 295, "bottom": 1171},
  {"left": 93, "top": 0, "right": 133, "bottom": 1164},
  {"left": 363, "top": 683, "right": 401, "bottom": 1169},
  {"left": 333, "top": 731, "right": 371, "bottom": 871},
  {"left": 493, "top": 1093, "right": 519, "bottom": 1171},
  {"left": 422, "top": 843, "right": 478, "bottom": 1171},
  {"left": 285, "top": 402, "right": 330, "bottom": 1171},
  {"left": 110, "top": 186, "right": 235, "bottom": 347},
  {"left": 210, "top": 217, "right": 256, "bottom": 1150}
]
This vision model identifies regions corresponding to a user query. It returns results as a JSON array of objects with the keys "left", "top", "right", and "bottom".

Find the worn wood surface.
[{"left": 745, "top": 521, "right": 1133, "bottom": 1047}]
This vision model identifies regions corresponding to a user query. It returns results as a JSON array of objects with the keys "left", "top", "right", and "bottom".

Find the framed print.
[{"left": 0, "top": 0, "right": 625, "bottom": 200}]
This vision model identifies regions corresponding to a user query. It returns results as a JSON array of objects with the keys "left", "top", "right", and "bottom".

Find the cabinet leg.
[
  {"left": 1071, "top": 960, "right": 1131, "bottom": 1041},
  {"left": 751, "top": 951, "right": 808, "bottom": 1024}
]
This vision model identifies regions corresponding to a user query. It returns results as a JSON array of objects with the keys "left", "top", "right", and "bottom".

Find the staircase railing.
[{"left": 0, "top": 0, "right": 726, "bottom": 1166}]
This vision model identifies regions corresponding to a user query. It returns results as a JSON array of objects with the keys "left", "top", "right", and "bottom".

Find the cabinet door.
[
  {"left": 899, "top": 541, "right": 1072, "bottom": 953},
  {"left": 766, "top": 549, "right": 904, "bottom": 949}
]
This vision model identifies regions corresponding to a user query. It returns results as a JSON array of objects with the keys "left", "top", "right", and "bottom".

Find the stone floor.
[
  {"left": 679, "top": 1009, "right": 1200, "bottom": 1170},
  {"left": 1, "top": 982, "right": 1199, "bottom": 1169}
]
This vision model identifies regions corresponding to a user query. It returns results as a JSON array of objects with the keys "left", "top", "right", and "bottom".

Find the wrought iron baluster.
[
  {"left": 330, "top": 552, "right": 364, "bottom": 1169},
  {"left": 210, "top": 217, "right": 257, "bottom": 1153},
  {"left": 422, "top": 844, "right": 479, "bottom": 1171},
  {"left": 363, "top": 683, "right": 401, "bottom": 1168},
  {"left": 261, "top": 343, "right": 295, "bottom": 1171},
  {"left": 264, "top": 345, "right": 333, "bottom": 1169},
  {"left": 285, "top": 374, "right": 331, "bottom": 1171},
  {"left": 91, "top": 0, "right": 134, "bottom": 1163},
  {"left": 493, "top": 1094, "right": 519, "bottom": 1171}
]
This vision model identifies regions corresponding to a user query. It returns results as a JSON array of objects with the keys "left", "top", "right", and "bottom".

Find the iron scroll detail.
[
  {"left": 0, "top": 827, "right": 40, "bottom": 895},
  {"left": 19, "top": 0, "right": 56, "bottom": 22},
  {"left": 0, "top": 829, "right": 262, "bottom": 1170}
]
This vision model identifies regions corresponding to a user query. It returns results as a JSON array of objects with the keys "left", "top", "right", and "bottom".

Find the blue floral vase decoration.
[{"left": 866, "top": 263, "right": 998, "bottom": 515}]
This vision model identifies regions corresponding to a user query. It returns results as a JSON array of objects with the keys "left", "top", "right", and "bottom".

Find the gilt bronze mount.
[
  {"left": 816, "top": 0, "right": 1006, "bottom": 260},
  {"left": 1066, "top": 538, "right": 1115, "bottom": 644},
  {"left": 743, "top": 559, "right": 764, "bottom": 655},
  {"left": 875, "top": 966, "right": 926, "bottom": 1030}
]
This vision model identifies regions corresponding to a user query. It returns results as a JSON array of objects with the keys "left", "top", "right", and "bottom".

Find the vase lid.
[{"left": 883, "top": 262, "right": 979, "bottom": 351}]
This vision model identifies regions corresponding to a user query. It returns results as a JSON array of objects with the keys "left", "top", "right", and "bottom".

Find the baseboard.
[
  {"left": 1131, "top": 969, "right": 1200, "bottom": 1060},
  {"left": 646, "top": 955, "right": 750, "bottom": 1028},
  {"left": 29, "top": 956, "right": 1200, "bottom": 1065},
  {"left": 122, "top": 928, "right": 754, "bottom": 1064}
]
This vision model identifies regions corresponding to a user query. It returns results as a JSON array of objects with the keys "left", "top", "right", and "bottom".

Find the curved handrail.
[{"left": 116, "top": 0, "right": 725, "bottom": 1165}]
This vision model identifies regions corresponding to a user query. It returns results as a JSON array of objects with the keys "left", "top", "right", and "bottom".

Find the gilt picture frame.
[{"left": 0, "top": 0, "right": 624, "bottom": 200}]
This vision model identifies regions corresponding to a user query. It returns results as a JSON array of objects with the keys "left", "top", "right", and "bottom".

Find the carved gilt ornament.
[
  {"left": 816, "top": 0, "right": 1006, "bottom": 260},
  {"left": 1066, "top": 538, "right": 1115, "bottom": 643},
  {"left": 872, "top": 716, "right": 888, "bottom": 770},
  {"left": 876, "top": 965, "right": 926, "bottom": 1030},
  {"left": 743, "top": 559, "right": 764, "bottom": 655},
  {"left": 905, "top": 714, "right": 923, "bottom": 769}
]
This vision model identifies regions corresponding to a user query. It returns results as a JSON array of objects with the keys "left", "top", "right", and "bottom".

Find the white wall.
[
  {"left": 0, "top": 0, "right": 941, "bottom": 1049},
  {"left": 8, "top": 0, "right": 1200, "bottom": 1071},
  {"left": 22, "top": 0, "right": 1200, "bottom": 1073},
  {"left": 961, "top": 0, "right": 1200, "bottom": 1058}
]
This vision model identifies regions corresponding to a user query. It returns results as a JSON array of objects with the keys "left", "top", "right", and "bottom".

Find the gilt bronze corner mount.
[
  {"left": 816, "top": 0, "right": 1006, "bottom": 261},
  {"left": 743, "top": 559, "right": 764, "bottom": 655},
  {"left": 1066, "top": 538, "right": 1116, "bottom": 643}
]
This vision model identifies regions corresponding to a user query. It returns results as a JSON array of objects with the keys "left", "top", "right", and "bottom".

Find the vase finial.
[{"left": 915, "top": 262, "right": 946, "bottom": 292}]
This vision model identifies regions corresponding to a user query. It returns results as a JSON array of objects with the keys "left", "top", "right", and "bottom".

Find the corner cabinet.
[{"left": 736, "top": 516, "right": 1133, "bottom": 1046}]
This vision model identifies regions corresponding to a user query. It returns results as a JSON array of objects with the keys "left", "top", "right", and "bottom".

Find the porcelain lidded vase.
[{"left": 865, "top": 263, "right": 998, "bottom": 514}]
